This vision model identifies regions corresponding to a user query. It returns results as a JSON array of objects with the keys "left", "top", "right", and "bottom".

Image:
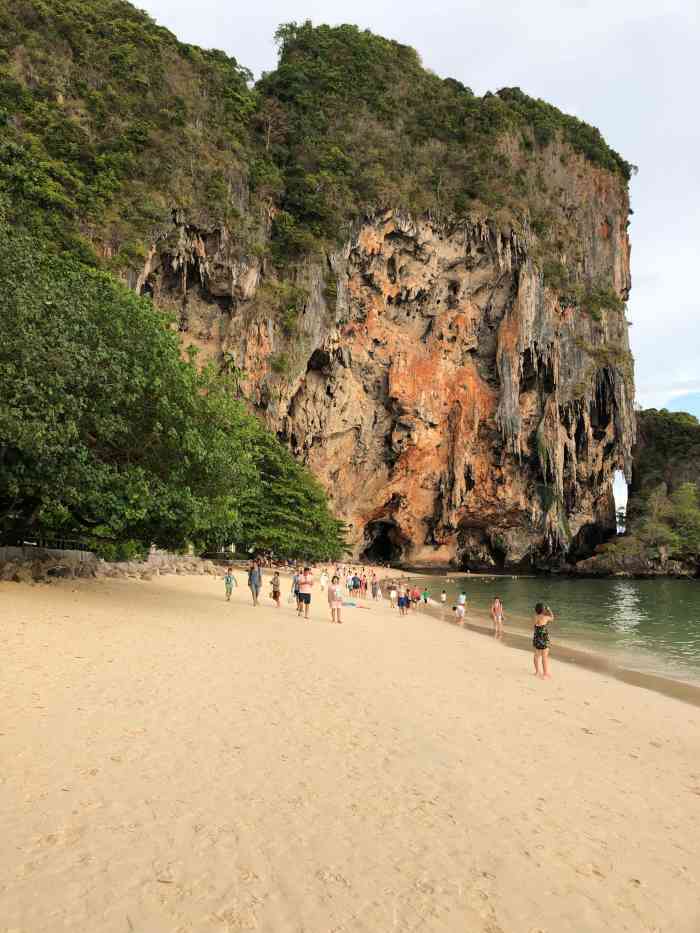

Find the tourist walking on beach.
[
  {"left": 491, "top": 597, "right": 504, "bottom": 639},
  {"left": 247, "top": 560, "right": 262, "bottom": 607},
  {"left": 440, "top": 589, "right": 447, "bottom": 612},
  {"left": 223, "top": 566, "right": 238, "bottom": 601},
  {"left": 533, "top": 602, "right": 554, "bottom": 678},
  {"left": 389, "top": 584, "right": 397, "bottom": 609},
  {"left": 271, "top": 571, "right": 281, "bottom": 608},
  {"left": 456, "top": 590, "right": 467, "bottom": 617},
  {"left": 297, "top": 566, "right": 314, "bottom": 620},
  {"left": 320, "top": 568, "right": 329, "bottom": 592},
  {"left": 454, "top": 591, "right": 466, "bottom": 625},
  {"left": 421, "top": 587, "right": 430, "bottom": 608},
  {"left": 328, "top": 574, "right": 343, "bottom": 624},
  {"left": 398, "top": 586, "right": 409, "bottom": 617}
]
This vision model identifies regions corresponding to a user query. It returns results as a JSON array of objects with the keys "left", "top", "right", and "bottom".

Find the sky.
[{"left": 139, "top": 0, "right": 699, "bottom": 417}]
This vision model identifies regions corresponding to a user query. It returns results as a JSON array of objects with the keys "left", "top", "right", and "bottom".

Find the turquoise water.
[{"left": 407, "top": 575, "right": 700, "bottom": 685}]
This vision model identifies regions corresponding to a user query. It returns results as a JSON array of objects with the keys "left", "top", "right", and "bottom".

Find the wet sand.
[{"left": 2, "top": 573, "right": 700, "bottom": 932}]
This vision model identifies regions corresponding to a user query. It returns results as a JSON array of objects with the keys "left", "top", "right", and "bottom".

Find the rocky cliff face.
[
  {"left": 137, "top": 147, "right": 635, "bottom": 570},
  {"left": 1, "top": 9, "right": 639, "bottom": 568}
]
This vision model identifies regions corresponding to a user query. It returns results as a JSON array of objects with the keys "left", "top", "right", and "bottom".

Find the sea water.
[{"left": 405, "top": 575, "right": 700, "bottom": 685}]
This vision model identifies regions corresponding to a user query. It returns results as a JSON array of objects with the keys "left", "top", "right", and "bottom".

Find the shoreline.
[
  {"left": 395, "top": 563, "right": 699, "bottom": 580},
  {"left": 420, "top": 601, "right": 700, "bottom": 709}
]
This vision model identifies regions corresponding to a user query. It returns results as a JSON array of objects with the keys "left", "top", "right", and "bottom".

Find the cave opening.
[{"left": 361, "top": 520, "right": 406, "bottom": 564}]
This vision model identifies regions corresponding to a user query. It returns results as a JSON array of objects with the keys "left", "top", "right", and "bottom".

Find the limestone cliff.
[
  {"left": 2, "top": 9, "right": 637, "bottom": 567},
  {"left": 140, "top": 153, "right": 635, "bottom": 569}
]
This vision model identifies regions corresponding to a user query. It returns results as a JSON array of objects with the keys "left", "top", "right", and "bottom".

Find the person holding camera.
[{"left": 533, "top": 602, "right": 554, "bottom": 678}]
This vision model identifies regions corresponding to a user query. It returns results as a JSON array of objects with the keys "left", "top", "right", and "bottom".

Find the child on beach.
[
  {"left": 271, "top": 571, "right": 281, "bottom": 608},
  {"left": 440, "top": 590, "right": 447, "bottom": 611},
  {"left": 224, "top": 567, "right": 237, "bottom": 601},
  {"left": 533, "top": 602, "right": 554, "bottom": 678},
  {"left": 491, "top": 597, "right": 504, "bottom": 639},
  {"left": 454, "top": 603, "right": 465, "bottom": 625},
  {"left": 328, "top": 574, "right": 343, "bottom": 624}
]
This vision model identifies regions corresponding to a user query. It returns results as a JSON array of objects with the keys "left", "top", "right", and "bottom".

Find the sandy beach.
[{"left": 2, "top": 572, "right": 700, "bottom": 933}]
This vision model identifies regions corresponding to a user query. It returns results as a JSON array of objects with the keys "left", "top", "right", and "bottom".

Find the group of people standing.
[
  {"left": 320, "top": 568, "right": 384, "bottom": 601},
  {"left": 224, "top": 560, "right": 556, "bottom": 677},
  {"left": 387, "top": 583, "right": 432, "bottom": 615}
]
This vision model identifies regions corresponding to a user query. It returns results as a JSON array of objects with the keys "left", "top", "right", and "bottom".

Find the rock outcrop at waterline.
[{"left": 142, "top": 198, "right": 635, "bottom": 570}]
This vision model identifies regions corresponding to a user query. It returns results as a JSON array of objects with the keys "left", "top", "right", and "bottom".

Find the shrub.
[{"left": 270, "top": 352, "right": 291, "bottom": 375}]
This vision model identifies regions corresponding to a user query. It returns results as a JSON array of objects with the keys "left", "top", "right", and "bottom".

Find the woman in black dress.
[{"left": 533, "top": 602, "right": 554, "bottom": 678}]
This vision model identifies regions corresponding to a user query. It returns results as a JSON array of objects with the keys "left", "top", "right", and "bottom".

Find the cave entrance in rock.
[{"left": 361, "top": 520, "right": 405, "bottom": 564}]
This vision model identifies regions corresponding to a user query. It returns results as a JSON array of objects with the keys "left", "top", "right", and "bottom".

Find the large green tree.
[
  {"left": 237, "top": 430, "right": 347, "bottom": 560},
  {"left": 0, "top": 221, "right": 345, "bottom": 558}
]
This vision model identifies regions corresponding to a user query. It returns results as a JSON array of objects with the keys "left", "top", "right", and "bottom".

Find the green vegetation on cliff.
[
  {"left": 0, "top": 0, "right": 254, "bottom": 263},
  {"left": 1, "top": 5, "right": 632, "bottom": 274},
  {"left": 0, "top": 220, "right": 345, "bottom": 558},
  {"left": 258, "top": 22, "right": 633, "bottom": 260},
  {"left": 630, "top": 408, "right": 700, "bottom": 498}
]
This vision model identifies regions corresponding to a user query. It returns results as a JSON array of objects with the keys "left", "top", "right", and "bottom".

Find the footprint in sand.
[
  {"left": 576, "top": 863, "right": 606, "bottom": 879},
  {"left": 316, "top": 868, "right": 351, "bottom": 887}
]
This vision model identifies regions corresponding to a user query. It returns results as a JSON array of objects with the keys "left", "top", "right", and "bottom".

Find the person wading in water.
[{"left": 491, "top": 597, "right": 504, "bottom": 639}]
